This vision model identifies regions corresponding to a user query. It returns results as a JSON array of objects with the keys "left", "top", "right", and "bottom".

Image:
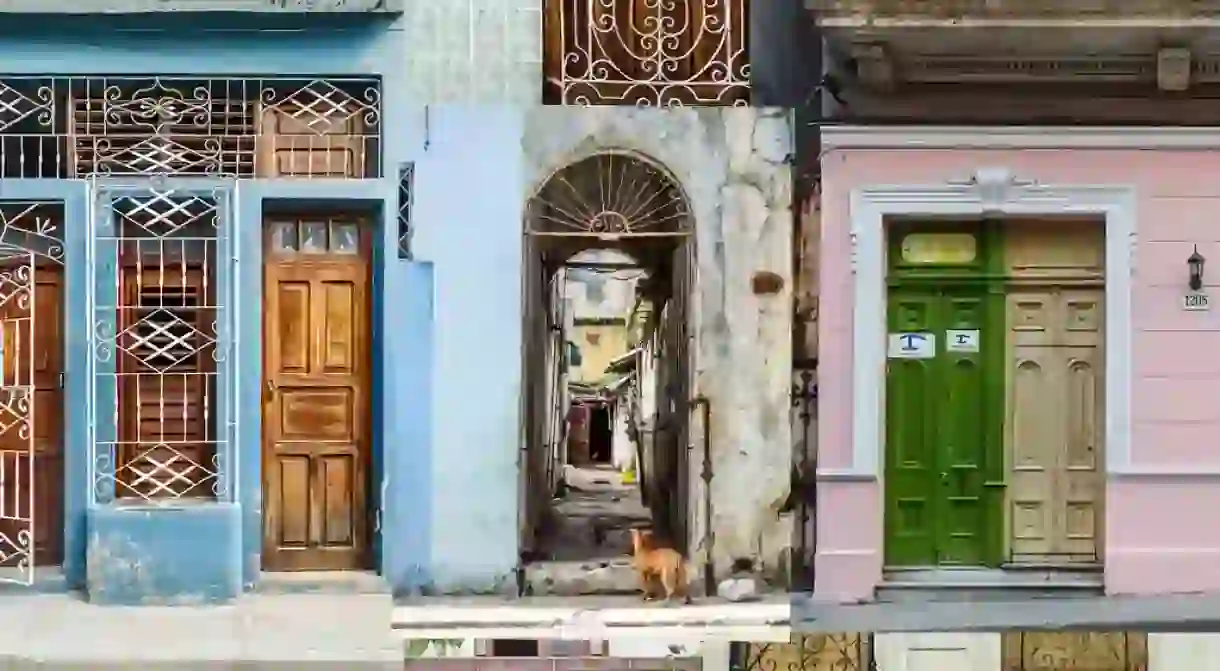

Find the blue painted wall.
[
  {"left": 0, "top": 13, "right": 442, "bottom": 603},
  {"left": 410, "top": 107, "right": 525, "bottom": 594}
]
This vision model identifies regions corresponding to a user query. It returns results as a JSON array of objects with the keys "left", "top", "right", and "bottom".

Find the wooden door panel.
[
  {"left": 0, "top": 268, "right": 64, "bottom": 567},
  {"left": 32, "top": 269, "right": 64, "bottom": 565},
  {"left": 937, "top": 292, "right": 988, "bottom": 566},
  {"left": 1009, "top": 337, "right": 1060, "bottom": 561},
  {"left": 885, "top": 292, "right": 939, "bottom": 566},
  {"left": 263, "top": 256, "right": 370, "bottom": 571},
  {"left": 1006, "top": 289, "right": 1104, "bottom": 564}
]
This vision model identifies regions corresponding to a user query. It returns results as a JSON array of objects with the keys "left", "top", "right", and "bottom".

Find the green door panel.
[
  {"left": 936, "top": 292, "right": 988, "bottom": 566},
  {"left": 885, "top": 287, "right": 1001, "bottom": 568},
  {"left": 884, "top": 291, "right": 939, "bottom": 567}
]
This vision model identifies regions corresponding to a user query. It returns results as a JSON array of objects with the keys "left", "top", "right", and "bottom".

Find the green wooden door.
[{"left": 885, "top": 286, "right": 997, "bottom": 567}]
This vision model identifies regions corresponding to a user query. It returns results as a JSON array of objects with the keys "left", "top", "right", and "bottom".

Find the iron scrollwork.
[
  {"left": 0, "top": 76, "right": 382, "bottom": 179},
  {"left": 550, "top": 0, "right": 750, "bottom": 106},
  {"left": 734, "top": 636, "right": 874, "bottom": 671}
]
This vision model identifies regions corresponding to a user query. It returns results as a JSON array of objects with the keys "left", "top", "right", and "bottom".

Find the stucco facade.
[
  {"left": 0, "top": 13, "right": 445, "bottom": 605},
  {"left": 816, "top": 127, "right": 1220, "bottom": 604},
  {"left": 409, "top": 105, "right": 795, "bottom": 593}
]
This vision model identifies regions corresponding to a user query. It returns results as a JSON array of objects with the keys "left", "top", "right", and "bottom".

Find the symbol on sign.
[
  {"left": 945, "top": 329, "right": 980, "bottom": 353},
  {"left": 888, "top": 332, "right": 936, "bottom": 359},
  {"left": 899, "top": 333, "right": 927, "bottom": 351}
]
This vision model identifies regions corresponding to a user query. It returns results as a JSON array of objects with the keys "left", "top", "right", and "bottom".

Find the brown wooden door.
[
  {"left": 262, "top": 218, "right": 371, "bottom": 571},
  {"left": 0, "top": 266, "right": 64, "bottom": 566}
]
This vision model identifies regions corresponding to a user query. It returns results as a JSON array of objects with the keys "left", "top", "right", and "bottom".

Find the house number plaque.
[{"left": 1183, "top": 292, "right": 1210, "bottom": 311}]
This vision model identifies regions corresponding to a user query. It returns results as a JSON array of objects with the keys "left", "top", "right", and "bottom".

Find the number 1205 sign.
[{"left": 1184, "top": 293, "right": 1210, "bottom": 311}]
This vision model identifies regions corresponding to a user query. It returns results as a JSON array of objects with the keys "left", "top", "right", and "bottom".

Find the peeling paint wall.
[
  {"left": 413, "top": 106, "right": 793, "bottom": 591},
  {"left": 522, "top": 106, "right": 795, "bottom": 581}
]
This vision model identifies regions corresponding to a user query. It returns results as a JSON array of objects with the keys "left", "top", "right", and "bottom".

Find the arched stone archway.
[
  {"left": 518, "top": 150, "right": 698, "bottom": 596},
  {"left": 526, "top": 151, "right": 692, "bottom": 238}
]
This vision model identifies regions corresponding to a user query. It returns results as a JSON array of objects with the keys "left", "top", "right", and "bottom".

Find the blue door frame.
[
  {"left": 0, "top": 19, "right": 436, "bottom": 600},
  {"left": 0, "top": 176, "right": 433, "bottom": 601}
]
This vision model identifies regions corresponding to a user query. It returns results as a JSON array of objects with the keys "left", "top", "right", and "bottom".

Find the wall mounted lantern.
[{"left": 1189, "top": 245, "right": 1207, "bottom": 291}]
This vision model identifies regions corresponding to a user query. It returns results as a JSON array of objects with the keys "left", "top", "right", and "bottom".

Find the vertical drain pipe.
[{"left": 692, "top": 394, "right": 714, "bottom": 596}]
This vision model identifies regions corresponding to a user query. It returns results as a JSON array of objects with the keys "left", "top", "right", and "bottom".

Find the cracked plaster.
[{"left": 523, "top": 106, "right": 795, "bottom": 583}]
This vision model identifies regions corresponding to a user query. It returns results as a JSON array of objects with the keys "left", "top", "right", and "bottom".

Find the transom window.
[{"left": 268, "top": 218, "right": 361, "bottom": 255}]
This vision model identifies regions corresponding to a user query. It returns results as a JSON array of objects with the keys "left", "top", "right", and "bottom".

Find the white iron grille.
[
  {"left": 0, "top": 76, "right": 381, "bottom": 179},
  {"left": 549, "top": 0, "right": 749, "bottom": 106},
  {"left": 0, "top": 201, "right": 60, "bottom": 582},
  {"left": 92, "top": 189, "right": 228, "bottom": 503}
]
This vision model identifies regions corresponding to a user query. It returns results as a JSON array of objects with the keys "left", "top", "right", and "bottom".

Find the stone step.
[
  {"left": 877, "top": 566, "right": 1104, "bottom": 603},
  {"left": 524, "top": 559, "right": 640, "bottom": 597}
]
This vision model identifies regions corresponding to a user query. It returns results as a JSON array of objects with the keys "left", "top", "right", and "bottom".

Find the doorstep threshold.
[{"left": 883, "top": 566, "right": 1103, "bottom": 587}]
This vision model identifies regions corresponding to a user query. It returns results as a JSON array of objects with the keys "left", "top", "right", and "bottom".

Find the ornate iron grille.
[
  {"left": 1003, "top": 632, "right": 1148, "bottom": 671},
  {"left": 398, "top": 161, "right": 415, "bottom": 259},
  {"left": 90, "top": 185, "right": 232, "bottom": 503},
  {"left": 734, "top": 635, "right": 874, "bottom": 671},
  {"left": 0, "top": 76, "right": 380, "bottom": 179},
  {"left": 0, "top": 203, "right": 62, "bottom": 584},
  {"left": 527, "top": 153, "right": 691, "bottom": 240},
  {"left": 544, "top": 0, "right": 750, "bottom": 106}
]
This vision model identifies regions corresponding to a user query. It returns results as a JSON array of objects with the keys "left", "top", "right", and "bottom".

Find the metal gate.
[
  {"left": 734, "top": 635, "right": 874, "bottom": 671},
  {"left": 0, "top": 201, "right": 63, "bottom": 585},
  {"left": 1002, "top": 632, "right": 1148, "bottom": 671},
  {"left": 86, "top": 180, "right": 235, "bottom": 505}
]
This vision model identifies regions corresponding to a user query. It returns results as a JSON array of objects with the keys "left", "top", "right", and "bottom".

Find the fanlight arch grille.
[{"left": 526, "top": 153, "right": 692, "bottom": 242}]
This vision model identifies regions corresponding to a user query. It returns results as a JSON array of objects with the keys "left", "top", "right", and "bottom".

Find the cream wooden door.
[
  {"left": 1006, "top": 287, "right": 1104, "bottom": 564},
  {"left": 875, "top": 633, "right": 1001, "bottom": 671}
]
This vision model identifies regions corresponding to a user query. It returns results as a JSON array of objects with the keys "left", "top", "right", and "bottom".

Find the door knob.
[{"left": 264, "top": 380, "right": 276, "bottom": 402}]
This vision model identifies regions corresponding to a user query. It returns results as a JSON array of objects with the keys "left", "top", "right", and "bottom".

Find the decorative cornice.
[{"left": 822, "top": 126, "right": 1220, "bottom": 150}]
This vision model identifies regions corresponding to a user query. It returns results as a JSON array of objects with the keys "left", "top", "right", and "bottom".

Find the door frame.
[
  {"left": 259, "top": 214, "right": 376, "bottom": 571},
  {"left": 843, "top": 171, "right": 1136, "bottom": 480}
]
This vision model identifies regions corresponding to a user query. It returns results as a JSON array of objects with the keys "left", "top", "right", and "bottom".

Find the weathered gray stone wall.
[
  {"left": 523, "top": 106, "right": 795, "bottom": 583},
  {"left": 402, "top": 0, "right": 541, "bottom": 103}
]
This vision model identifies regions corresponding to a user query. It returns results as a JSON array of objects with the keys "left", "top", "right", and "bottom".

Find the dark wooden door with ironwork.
[
  {"left": 262, "top": 216, "right": 372, "bottom": 571},
  {"left": 30, "top": 268, "right": 63, "bottom": 564},
  {"left": 1003, "top": 632, "right": 1147, "bottom": 671},
  {"left": 0, "top": 265, "right": 63, "bottom": 566}
]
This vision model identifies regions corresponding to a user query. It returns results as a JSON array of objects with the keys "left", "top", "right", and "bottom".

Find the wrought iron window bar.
[
  {"left": 735, "top": 635, "right": 875, "bottom": 671},
  {"left": 89, "top": 185, "right": 233, "bottom": 505},
  {"left": 0, "top": 76, "right": 381, "bottom": 179},
  {"left": 543, "top": 0, "right": 749, "bottom": 107},
  {"left": 397, "top": 161, "right": 414, "bottom": 259},
  {"left": 1003, "top": 632, "right": 1149, "bottom": 671},
  {"left": 0, "top": 202, "right": 62, "bottom": 571}
]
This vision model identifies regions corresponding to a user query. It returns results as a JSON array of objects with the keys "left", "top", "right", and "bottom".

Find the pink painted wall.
[{"left": 817, "top": 148, "right": 1220, "bottom": 602}]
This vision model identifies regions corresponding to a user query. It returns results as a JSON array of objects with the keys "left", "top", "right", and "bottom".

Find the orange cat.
[{"left": 630, "top": 528, "right": 691, "bottom": 604}]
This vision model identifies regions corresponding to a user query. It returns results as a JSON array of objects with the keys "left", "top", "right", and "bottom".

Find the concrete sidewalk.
[
  {"left": 0, "top": 593, "right": 403, "bottom": 664},
  {"left": 794, "top": 591, "right": 1220, "bottom": 632}
]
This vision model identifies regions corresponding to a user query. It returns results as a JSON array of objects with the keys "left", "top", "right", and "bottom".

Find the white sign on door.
[
  {"left": 945, "top": 329, "right": 980, "bottom": 353},
  {"left": 888, "top": 332, "right": 935, "bottom": 359}
]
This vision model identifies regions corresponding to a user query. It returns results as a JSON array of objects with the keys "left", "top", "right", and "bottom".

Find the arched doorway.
[{"left": 519, "top": 152, "right": 696, "bottom": 596}]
